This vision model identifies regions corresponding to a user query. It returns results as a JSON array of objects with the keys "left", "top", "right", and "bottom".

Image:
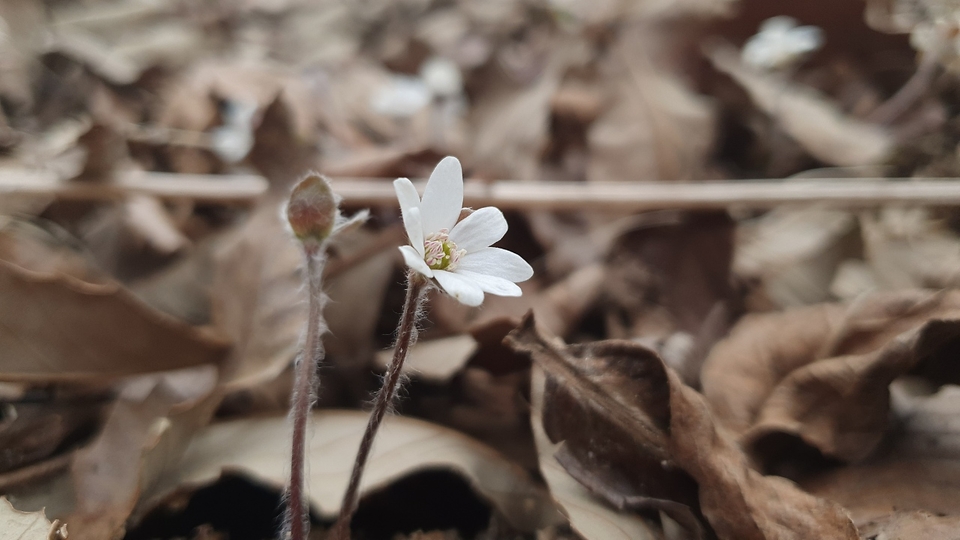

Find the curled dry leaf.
[
  {"left": 143, "top": 411, "right": 560, "bottom": 532},
  {"left": 529, "top": 367, "right": 665, "bottom": 540},
  {"left": 507, "top": 313, "right": 858, "bottom": 540},
  {"left": 701, "top": 289, "right": 960, "bottom": 467},
  {"left": 68, "top": 366, "right": 221, "bottom": 540},
  {"left": 705, "top": 42, "right": 893, "bottom": 167},
  {"left": 0, "top": 259, "right": 228, "bottom": 382},
  {"left": 0, "top": 497, "right": 55, "bottom": 540},
  {"left": 799, "top": 383, "right": 960, "bottom": 524}
]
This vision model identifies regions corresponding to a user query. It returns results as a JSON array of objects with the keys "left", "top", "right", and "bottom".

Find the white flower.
[
  {"left": 371, "top": 75, "right": 431, "bottom": 118},
  {"left": 394, "top": 156, "right": 533, "bottom": 306},
  {"left": 420, "top": 57, "right": 463, "bottom": 98},
  {"left": 742, "top": 16, "right": 824, "bottom": 70}
]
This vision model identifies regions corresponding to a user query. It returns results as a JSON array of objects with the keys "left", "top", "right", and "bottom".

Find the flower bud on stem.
[
  {"left": 283, "top": 173, "right": 345, "bottom": 540},
  {"left": 330, "top": 271, "right": 427, "bottom": 540}
]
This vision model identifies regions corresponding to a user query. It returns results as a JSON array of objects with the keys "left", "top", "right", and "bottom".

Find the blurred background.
[{"left": 2, "top": 0, "right": 960, "bottom": 539}]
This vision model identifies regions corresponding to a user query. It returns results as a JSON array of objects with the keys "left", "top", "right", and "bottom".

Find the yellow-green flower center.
[{"left": 423, "top": 229, "right": 465, "bottom": 271}]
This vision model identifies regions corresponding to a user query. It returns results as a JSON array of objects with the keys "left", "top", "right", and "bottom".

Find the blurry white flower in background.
[
  {"left": 742, "top": 16, "right": 824, "bottom": 71},
  {"left": 420, "top": 56, "right": 463, "bottom": 98},
  {"left": 210, "top": 100, "right": 258, "bottom": 163},
  {"left": 371, "top": 56, "right": 464, "bottom": 119},
  {"left": 371, "top": 75, "right": 432, "bottom": 118}
]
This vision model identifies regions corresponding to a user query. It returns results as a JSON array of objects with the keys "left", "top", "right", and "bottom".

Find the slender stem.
[
  {"left": 287, "top": 246, "right": 326, "bottom": 540},
  {"left": 330, "top": 271, "right": 427, "bottom": 540}
]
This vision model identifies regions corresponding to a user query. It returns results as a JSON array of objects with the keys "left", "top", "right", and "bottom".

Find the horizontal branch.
[
  {"left": 5, "top": 168, "right": 960, "bottom": 210},
  {"left": 0, "top": 169, "right": 267, "bottom": 203},
  {"left": 334, "top": 177, "right": 960, "bottom": 211}
]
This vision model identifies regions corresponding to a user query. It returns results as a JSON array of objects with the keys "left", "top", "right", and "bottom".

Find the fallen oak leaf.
[
  {"left": 0, "top": 259, "right": 228, "bottom": 382},
  {"left": 141, "top": 411, "right": 561, "bottom": 532},
  {"left": 67, "top": 366, "right": 221, "bottom": 540},
  {"left": 702, "top": 290, "right": 960, "bottom": 468},
  {"left": 507, "top": 313, "right": 859, "bottom": 540},
  {"left": 798, "top": 383, "right": 960, "bottom": 524},
  {"left": 530, "top": 366, "right": 664, "bottom": 540}
]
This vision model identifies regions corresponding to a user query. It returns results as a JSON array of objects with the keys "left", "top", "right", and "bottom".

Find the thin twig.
[
  {"left": 330, "top": 271, "right": 427, "bottom": 540},
  {"left": 330, "top": 178, "right": 960, "bottom": 211},
  {"left": 286, "top": 247, "right": 327, "bottom": 540},
  {"left": 10, "top": 170, "right": 960, "bottom": 210},
  {"left": 0, "top": 169, "right": 266, "bottom": 203}
]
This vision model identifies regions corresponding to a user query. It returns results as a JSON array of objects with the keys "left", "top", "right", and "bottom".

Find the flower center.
[{"left": 423, "top": 229, "right": 465, "bottom": 271}]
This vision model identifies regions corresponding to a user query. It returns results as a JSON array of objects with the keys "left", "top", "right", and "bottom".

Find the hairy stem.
[
  {"left": 330, "top": 271, "right": 426, "bottom": 540},
  {"left": 287, "top": 246, "right": 326, "bottom": 540}
]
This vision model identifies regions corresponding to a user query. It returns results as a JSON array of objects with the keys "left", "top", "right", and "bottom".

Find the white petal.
[
  {"left": 433, "top": 269, "right": 484, "bottom": 307},
  {"left": 455, "top": 270, "right": 522, "bottom": 297},
  {"left": 394, "top": 177, "right": 421, "bottom": 212},
  {"left": 458, "top": 247, "right": 533, "bottom": 283},
  {"left": 399, "top": 245, "right": 433, "bottom": 278},
  {"left": 394, "top": 178, "right": 424, "bottom": 256},
  {"left": 420, "top": 156, "right": 464, "bottom": 234},
  {"left": 449, "top": 207, "right": 508, "bottom": 252}
]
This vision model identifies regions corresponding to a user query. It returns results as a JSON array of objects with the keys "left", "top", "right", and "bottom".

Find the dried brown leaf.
[
  {"left": 706, "top": 42, "right": 892, "bottom": 167},
  {"left": 605, "top": 212, "right": 735, "bottom": 337},
  {"left": 68, "top": 366, "right": 220, "bottom": 540},
  {"left": 0, "top": 259, "right": 228, "bottom": 382},
  {"left": 860, "top": 208, "right": 960, "bottom": 290},
  {"left": 0, "top": 217, "right": 105, "bottom": 282},
  {"left": 0, "top": 400, "right": 101, "bottom": 475},
  {"left": 588, "top": 29, "right": 715, "bottom": 182},
  {"left": 210, "top": 199, "right": 303, "bottom": 390},
  {"left": 144, "top": 411, "right": 560, "bottom": 532},
  {"left": 469, "top": 38, "right": 576, "bottom": 180},
  {"left": 702, "top": 290, "right": 960, "bottom": 466},
  {"left": 375, "top": 334, "right": 478, "bottom": 383},
  {"left": 602, "top": 212, "right": 736, "bottom": 385},
  {"left": 735, "top": 207, "right": 861, "bottom": 308},
  {"left": 799, "top": 383, "right": 960, "bottom": 524},
  {"left": 529, "top": 367, "right": 667, "bottom": 540},
  {"left": 508, "top": 314, "right": 858, "bottom": 540},
  {"left": 323, "top": 228, "right": 395, "bottom": 370}
]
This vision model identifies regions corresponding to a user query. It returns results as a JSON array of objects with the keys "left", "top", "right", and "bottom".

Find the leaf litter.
[{"left": 4, "top": 0, "right": 960, "bottom": 538}]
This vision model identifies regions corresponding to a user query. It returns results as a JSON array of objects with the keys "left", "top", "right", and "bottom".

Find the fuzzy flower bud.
[{"left": 287, "top": 173, "right": 339, "bottom": 244}]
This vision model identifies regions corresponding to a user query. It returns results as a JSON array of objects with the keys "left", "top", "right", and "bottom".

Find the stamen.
[{"left": 423, "top": 229, "right": 464, "bottom": 270}]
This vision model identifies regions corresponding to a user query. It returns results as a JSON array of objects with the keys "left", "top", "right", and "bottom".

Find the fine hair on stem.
[{"left": 330, "top": 271, "right": 428, "bottom": 539}]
